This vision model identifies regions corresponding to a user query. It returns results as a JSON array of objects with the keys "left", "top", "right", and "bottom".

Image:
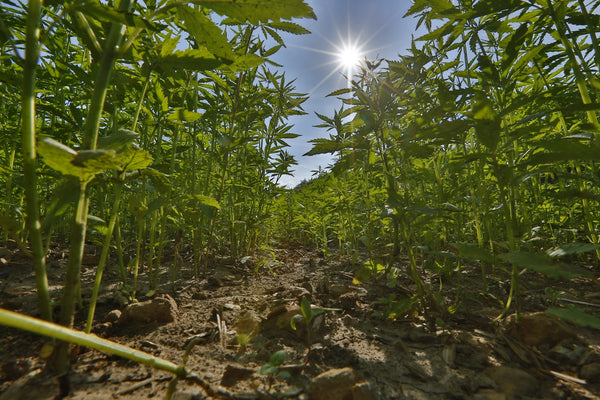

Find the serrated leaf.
[
  {"left": 37, "top": 137, "right": 78, "bottom": 176},
  {"left": 267, "top": 21, "right": 310, "bottom": 35},
  {"left": 71, "top": 149, "right": 118, "bottom": 170},
  {"left": 116, "top": 147, "right": 153, "bottom": 171},
  {"left": 224, "top": 53, "right": 265, "bottom": 72},
  {"left": 178, "top": 6, "right": 236, "bottom": 60},
  {"left": 72, "top": 0, "right": 158, "bottom": 30},
  {"left": 327, "top": 88, "right": 353, "bottom": 97},
  {"left": 157, "top": 49, "right": 230, "bottom": 71},
  {"left": 195, "top": 0, "right": 316, "bottom": 24}
]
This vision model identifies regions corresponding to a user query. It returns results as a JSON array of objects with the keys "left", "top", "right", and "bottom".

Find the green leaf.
[
  {"left": 290, "top": 314, "right": 303, "bottom": 330},
  {"left": 195, "top": 0, "right": 316, "bottom": 24},
  {"left": 116, "top": 147, "right": 153, "bottom": 171},
  {"left": 71, "top": 0, "right": 158, "bottom": 30},
  {"left": 269, "top": 350, "right": 286, "bottom": 366},
  {"left": 453, "top": 243, "right": 495, "bottom": 264},
  {"left": 327, "top": 88, "right": 353, "bottom": 97},
  {"left": 304, "top": 138, "right": 346, "bottom": 156},
  {"left": 224, "top": 54, "right": 265, "bottom": 72},
  {"left": 177, "top": 6, "right": 236, "bottom": 60},
  {"left": 498, "top": 251, "right": 585, "bottom": 280},
  {"left": 547, "top": 306, "right": 600, "bottom": 329},
  {"left": 168, "top": 109, "right": 203, "bottom": 122},
  {"left": 259, "top": 364, "right": 278, "bottom": 375},
  {"left": 156, "top": 49, "right": 230, "bottom": 71},
  {"left": 267, "top": 21, "right": 311, "bottom": 35},
  {"left": 37, "top": 137, "right": 78, "bottom": 177},
  {"left": 300, "top": 296, "right": 312, "bottom": 321},
  {"left": 187, "top": 194, "right": 221, "bottom": 209},
  {"left": 97, "top": 129, "right": 139, "bottom": 152},
  {"left": 546, "top": 243, "right": 600, "bottom": 258}
]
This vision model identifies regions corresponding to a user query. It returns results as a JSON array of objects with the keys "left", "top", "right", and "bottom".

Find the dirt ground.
[{"left": 1, "top": 242, "right": 600, "bottom": 399}]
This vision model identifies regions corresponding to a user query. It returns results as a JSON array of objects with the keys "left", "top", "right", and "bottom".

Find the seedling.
[
  {"left": 259, "top": 350, "right": 290, "bottom": 390},
  {"left": 291, "top": 297, "right": 340, "bottom": 364}
]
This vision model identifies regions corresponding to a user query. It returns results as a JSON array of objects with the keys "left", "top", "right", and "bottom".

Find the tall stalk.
[
  {"left": 53, "top": 0, "right": 131, "bottom": 374},
  {"left": 21, "top": 0, "right": 52, "bottom": 322}
]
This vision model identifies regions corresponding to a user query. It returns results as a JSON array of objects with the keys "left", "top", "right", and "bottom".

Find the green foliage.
[{"left": 259, "top": 350, "right": 291, "bottom": 379}]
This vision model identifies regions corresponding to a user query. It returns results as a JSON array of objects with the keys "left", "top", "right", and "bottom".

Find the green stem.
[
  {"left": 21, "top": 0, "right": 52, "bottom": 322},
  {"left": 0, "top": 308, "right": 186, "bottom": 377},
  {"left": 85, "top": 173, "right": 125, "bottom": 333}
]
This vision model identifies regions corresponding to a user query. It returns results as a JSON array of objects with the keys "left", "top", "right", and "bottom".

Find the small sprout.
[
  {"left": 291, "top": 297, "right": 340, "bottom": 364},
  {"left": 259, "top": 350, "right": 291, "bottom": 391}
]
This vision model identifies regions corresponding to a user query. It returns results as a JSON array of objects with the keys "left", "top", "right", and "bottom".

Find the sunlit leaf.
[
  {"left": 178, "top": 6, "right": 236, "bottom": 60},
  {"left": 188, "top": 194, "right": 221, "bottom": 209},
  {"left": 194, "top": 0, "right": 316, "bottom": 24}
]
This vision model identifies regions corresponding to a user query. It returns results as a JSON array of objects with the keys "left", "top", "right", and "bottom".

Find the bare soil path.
[{"left": 1, "top": 244, "right": 599, "bottom": 399}]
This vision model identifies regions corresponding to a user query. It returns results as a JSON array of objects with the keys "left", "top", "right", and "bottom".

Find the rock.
[
  {"left": 309, "top": 368, "right": 357, "bottom": 400},
  {"left": 502, "top": 312, "right": 576, "bottom": 347},
  {"left": 105, "top": 309, "right": 122, "bottom": 323},
  {"left": 309, "top": 368, "right": 375, "bottom": 400},
  {"left": 580, "top": 362, "right": 600, "bottom": 381},
  {"left": 484, "top": 366, "right": 538, "bottom": 397},
  {"left": 261, "top": 304, "right": 304, "bottom": 338},
  {"left": 118, "top": 295, "right": 178, "bottom": 325}
]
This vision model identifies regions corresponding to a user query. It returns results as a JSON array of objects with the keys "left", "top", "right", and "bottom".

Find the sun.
[{"left": 337, "top": 44, "right": 362, "bottom": 70}]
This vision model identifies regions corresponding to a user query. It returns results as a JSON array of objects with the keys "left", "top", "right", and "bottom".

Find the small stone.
[
  {"left": 580, "top": 362, "right": 600, "bottom": 381},
  {"left": 119, "top": 295, "right": 178, "bottom": 325},
  {"left": 309, "top": 368, "right": 357, "bottom": 400},
  {"left": 484, "top": 366, "right": 538, "bottom": 397},
  {"left": 105, "top": 309, "right": 122, "bottom": 323}
]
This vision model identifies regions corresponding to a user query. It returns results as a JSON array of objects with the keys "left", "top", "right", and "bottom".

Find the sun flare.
[{"left": 338, "top": 44, "right": 362, "bottom": 70}]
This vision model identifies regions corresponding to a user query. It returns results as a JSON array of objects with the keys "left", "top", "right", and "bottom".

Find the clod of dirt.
[
  {"left": 104, "top": 309, "right": 122, "bottom": 323},
  {"left": 308, "top": 368, "right": 375, "bottom": 400},
  {"left": 502, "top": 312, "right": 576, "bottom": 347},
  {"left": 580, "top": 362, "right": 600, "bottom": 381},
  {"left": 118, "top": 295, "right": 178, "bottom": 325},
  {"left": 220, "top": 364, "right": 255, "bottom": 387},
  {"left": 261, "top": 304, "right": 304, "bottom": 338},
  {"left": 484, "top": 366, "right": 539, "bottom": 397}
]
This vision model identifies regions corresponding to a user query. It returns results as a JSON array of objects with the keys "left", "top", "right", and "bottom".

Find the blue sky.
[{"left": 271, "top": 0, "right": 422, "bottom": 187}]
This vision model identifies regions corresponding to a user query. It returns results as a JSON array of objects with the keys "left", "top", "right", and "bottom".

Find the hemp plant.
[{"left": 291, "top": 297, "right": 340, "bottom": 364}]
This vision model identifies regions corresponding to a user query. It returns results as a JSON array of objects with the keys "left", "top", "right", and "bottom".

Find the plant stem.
[
  {"left": 0, "top": 308, "right": 186, "bottom": 377},
  {"left": 21, "top": 0, "right": 52, "bottom": 322},
  {"left": 85, "top": 172, "right": 125, "bottom": 333}
]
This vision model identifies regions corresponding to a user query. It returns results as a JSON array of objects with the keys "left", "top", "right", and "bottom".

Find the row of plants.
[
  {"left": 280, "top": 0, "right": 600, "bottom": 326},
  {"left": 0, "top": 0, "right": 315, "bottom": 385}
]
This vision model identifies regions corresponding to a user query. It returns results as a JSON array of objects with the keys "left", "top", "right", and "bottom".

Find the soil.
[{"left": 1, "top": 242, "right": 600, "bottom": 400}]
